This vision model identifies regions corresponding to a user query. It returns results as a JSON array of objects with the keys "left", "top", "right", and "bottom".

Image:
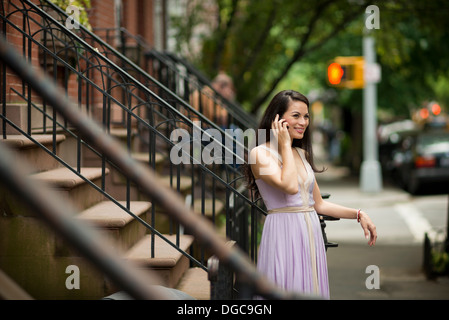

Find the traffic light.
[
  {"left": 327, "top": 56, "right": 364, "bottom": 89},
  {"left": 415, "top": 102, "right": 444, "bottom": 122},
  {"left": 327, "top": 62, "right": 344, "bottom": 85},
  {"left": 419, "top": 108, "right": 430, "bottom": 119},
  {"left": 431, "top": 103, "right": 441, "bottom": 116}
]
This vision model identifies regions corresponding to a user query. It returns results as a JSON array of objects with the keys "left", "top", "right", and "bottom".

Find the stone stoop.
[
  {"left": 30, "top": 167, "right": 108, "bottom": 212},
  {"left": 103, "top": 152, "right": 166, "bottom": 201},
  {"left": 158, "top": 175, "right": 193, "bottom": 198},
  {"left": 0, "top": 144, "right": 117, "bottom": 299},
  {"left": 0, "top": 103, "right": 69, "bottom": 136},
  {"left": 1, "top": 134, "right": 66, "bottom": 173},
  {"left": 76, "top": 201, "right": 152, "bottom": 253},
  {"left": 0, "top": 134, "right": 213, "bottom": 300},
  {"left": 191, "top": 198, "right": 224, "bottom": 220},
  {"left": 176, "top": 267, "right": 210, "bottom": 300},
  {"left": 125, "top": 234, "right": 195, "bottom": 289}
]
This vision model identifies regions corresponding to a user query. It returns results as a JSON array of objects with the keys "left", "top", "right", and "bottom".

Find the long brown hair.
[{"left": 243, "top": 90, "right": 325, "bottom": 198}]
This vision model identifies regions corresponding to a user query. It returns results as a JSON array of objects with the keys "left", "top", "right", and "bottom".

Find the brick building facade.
[{"left": 1, "top": 0, "right": 167, "bottom": 106}]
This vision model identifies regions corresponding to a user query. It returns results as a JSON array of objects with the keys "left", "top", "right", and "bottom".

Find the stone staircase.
[
  {"left": 0, "top": 0, "right": 252, "bottom": 299},
  {"left": 0, "top": 131, "right": 216, "bottom": 300}
]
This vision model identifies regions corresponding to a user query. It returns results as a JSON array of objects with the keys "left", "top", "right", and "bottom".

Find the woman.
[{"left": 245, "top": 90, "right": 377, "bottom": 299}]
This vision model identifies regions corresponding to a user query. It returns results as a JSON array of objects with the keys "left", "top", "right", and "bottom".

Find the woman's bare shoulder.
[{"left": 249, "top": 144, "right": 274, "bottom": 160}]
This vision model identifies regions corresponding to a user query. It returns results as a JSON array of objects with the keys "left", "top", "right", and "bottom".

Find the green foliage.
[
  {"left": 48, "top": 0, "right": 92, "bottom": 30},
  {"left": 373, "top": 1, "right": 449, "bottom": 117},
  {"left": 172, "top": 1, "right": 367, "bottom": 113},
  {"left": 171, "top": 0, "right": 449, "bottom": 119},
  {"left": 431, "top": 250, "right": 449, "bottom": 275},
  {"left": 169, "top": 1, "right": 204, "bottom": 60}
]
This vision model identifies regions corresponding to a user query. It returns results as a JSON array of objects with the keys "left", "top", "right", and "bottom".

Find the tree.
[
  {"left": 48, "top": 0, "right": 92, "bottom": 30},
  {"left": 171, "top": 0, "right": 449, "bottom": 117},
  {"left": 169, "top": 0, "right": 449, "bottom": 173},
  {"left": 173, "top": 0, "right": 369, "bottom": 113}
]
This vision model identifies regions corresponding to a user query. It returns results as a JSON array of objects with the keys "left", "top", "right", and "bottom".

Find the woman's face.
[{"left": 280, "top": 100, "right": 309, "bottom": 140}]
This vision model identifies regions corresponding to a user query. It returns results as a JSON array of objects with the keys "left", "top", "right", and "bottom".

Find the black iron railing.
[
  {"left": 95, "top": 26, "right": 258, "bottom": 131},
  {"left": 0, "top": 0, "right": 267, "bottom": 275},
  {"left": 0, "top": 0, "right": 338, "bottom": 299},
  {"left": 0, "top": 33, "right": 311, "bottom": 299}
]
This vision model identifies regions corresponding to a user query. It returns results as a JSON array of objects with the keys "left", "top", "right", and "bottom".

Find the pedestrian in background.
[
  {"left": 189, "top": 71, "right": 235, "bottom": 128},
  {"left": 244, "top": 89, "right": 377, "bottom": 299}
]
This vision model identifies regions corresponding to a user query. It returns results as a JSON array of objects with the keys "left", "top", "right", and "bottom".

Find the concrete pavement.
[
  {"left": 327, "top": 243, "right": 449, "bottom": 300},
  {"left": 316, "top": 164, "right": 449, "bottom": 300}
]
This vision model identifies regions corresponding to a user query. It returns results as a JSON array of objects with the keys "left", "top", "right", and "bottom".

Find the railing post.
[
  {"left": 207, "top": 241, "right": 236, "bottom": 300},
  {"left": 320, "top": 193, "right": 339, "bottom": 251}
]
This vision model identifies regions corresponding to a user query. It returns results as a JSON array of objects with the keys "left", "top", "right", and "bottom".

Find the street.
[{"left": 316, "top": 167, "right": 449, "bottom": 300}]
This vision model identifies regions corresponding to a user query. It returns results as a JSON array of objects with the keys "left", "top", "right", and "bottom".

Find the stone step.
[
  {"left": 0, "top": 134, "right": 66, "bottom": 173},
  {"left": 147, "top": 197, "right": 225, "bottom": 237},
  {"left": 30, "top": 167, "right": 108, "bottom": 212},
  {"left": 176, "top": 267, "right": 210, "bottom": 300},
  {"left": 158, "top": 175, "right": 193, "bottom": 195},
  {"left": 132, "top": 152, "right": 165, "bottom": 171},
  {"left": 191, "top": 198, "right": 224, "bottom": 218},
  {"left": 125, "top": 234, "right": 194, "bottom": 288},
  {"left": 80, "top": 127, "right": 138, "bottom": 167},
  {"left": 108, "top": 152, "right": 165, "bottom": 186},
  {"left": 0, "top": 103, "right": 68, "bottom": 135},
  {"left": 76, "top": 200, "right": 152, "bottom": 253},
  {"left": 109, "top": 127, "right": 138, "bottom": 151},
  {"left": 109, "top": 127, "right": 136, "bottom": 140},
  {"left": 150, "top": 175, "right": 194, "bottom": 214}
]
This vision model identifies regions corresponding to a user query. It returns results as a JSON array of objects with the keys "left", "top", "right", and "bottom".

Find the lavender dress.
[{"left": 255, "top": 146, "right": 330, "bottom": 299}]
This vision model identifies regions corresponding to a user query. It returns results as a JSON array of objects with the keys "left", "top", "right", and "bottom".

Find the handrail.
[
  {"left": 1, "top": 0, "right": 269, "bottom": 288},
  {"left": 38, "top": 0, "right": 249, "bottom": 158},
  {"left": 0, "top": 2, "right": 206, "bottom": 268},
  {"left": 160, "top": 50, "right": 258, "bottom": 128},
  {"left": 2, "top": 0, "right": 337, "bottom": 265},
  {"left": 0, "top": 34, "right": 310, "bottom": 300},
  {"left": 29, "top": 0, "right": 257, "bottom": 210},
  {"left": 0, "top": 141, "right": 171, "bottom": 300},
  {"left": 8, "top": 3, "right": 262, "bottom": 203},
  {"left": 94, "top": 25, "right": 257, "bottom": 130}
]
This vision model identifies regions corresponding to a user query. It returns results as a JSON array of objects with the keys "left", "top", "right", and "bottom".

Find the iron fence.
[
  {"left": 0, "top": 31, "right": 311, "bottom": 300},
  {"left": 0, "top": 0, "right": 267, "bottom": 278}
]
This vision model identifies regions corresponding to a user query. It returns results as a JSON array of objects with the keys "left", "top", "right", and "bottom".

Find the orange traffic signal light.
[
  {"left": 328, "top": 62, "right": 344, "bottom": 85},
  {"left": 420, "top": 108, "right": 429, "bottom": 119},
  {"left": 327, "top": 57, "right": 364, "bottom": 89},
  {"left": 431, "top": 103, "right": 441, "bottom": 115}
]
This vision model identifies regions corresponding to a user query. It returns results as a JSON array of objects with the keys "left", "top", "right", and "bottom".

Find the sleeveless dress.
[{"left": 255, "top": 145, "right": 330, "bottom": 299}]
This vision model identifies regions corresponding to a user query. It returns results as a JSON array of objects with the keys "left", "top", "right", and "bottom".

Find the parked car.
[
  {"left": 378, "top": 120, "right": 419, "bottom": 174},
  {"left": 391, "top": 129, "right": 449, "bottom": 194}
]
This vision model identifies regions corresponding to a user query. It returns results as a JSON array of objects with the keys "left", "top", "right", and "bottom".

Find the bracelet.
[{"left": 357, "top": 209, "right": 361, "bottom": 223}]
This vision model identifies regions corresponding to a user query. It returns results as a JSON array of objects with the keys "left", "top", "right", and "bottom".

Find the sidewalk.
[
  {"left": 316, "top": 163, "right": 449, "bottom": 300},
  {"left": 316, "top": 164, "right": 410, "bottom": 209},
  {"left": 326, "top": 242, "right": 449, "bottom": 300}
]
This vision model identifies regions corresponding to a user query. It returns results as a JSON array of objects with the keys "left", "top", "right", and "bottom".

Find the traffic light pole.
[{"left": 360, "top": 35, "right": 382, "bottom": 193}]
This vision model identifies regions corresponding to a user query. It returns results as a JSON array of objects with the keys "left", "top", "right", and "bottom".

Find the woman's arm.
[
  {"left": 249, "top": 146, "right": 299, "bottom": 195},
  {"left": 313, "top": 180, "right": 377, "bottom": 246},
  {"left": 249, "top": 115, "right": 299, "bottom": 194}
]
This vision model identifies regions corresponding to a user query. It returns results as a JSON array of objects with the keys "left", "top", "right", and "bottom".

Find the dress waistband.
[{"left": 267, "top": 206, "right": 315, "bottom": 214}]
